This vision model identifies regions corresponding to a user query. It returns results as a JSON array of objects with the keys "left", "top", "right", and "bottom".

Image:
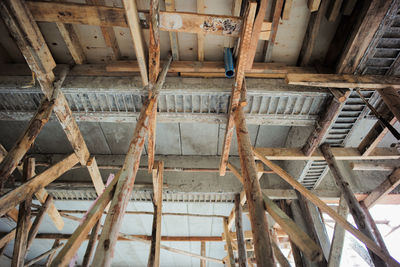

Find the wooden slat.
[
  {"left": 298, "top": 0, "right": 329, "bottom": 66},
  {"left": 200, "top": 241, "right": 206, "bottom": 267},
  {"left": 308, "top": 0, "right": 321, "bottom": 12},
  {"left": 148, "top": 161, "right": 164, "bottom": 267},
  {"left": 224, "top": 0, "right": 242, "bottom": 48},
  {"left": 12, "top": 158, "right": 34, "bottom": 267},
  {"left": 56, "top": 23, "right": 86, "bottom": 64},
  {"left": 336, "top": 0, "right": 392, "bottom": 74},
  {"left": 235, "top": 105, "right": 274, "bottom": 266},
  {"left": 164, "top": 0, "right": 179, "bottom": 60},
  {"left": 223, "top": 218, "right": 235, "bottom": 267},
  {"left": 326, "top": 0, "right": 343, "bottom": 22},
  {"left": 253, "top": 148, "right": 400, "bottom": 267},
  {"left": 0, "top": 98, "right": 54, "bottom": 185},
  {"left": 26, "top": 1, "right": 272, "bottom": 40},
  {"left": 86, "top": 156, "right": 105, "bottom": 195},
  {"left": 197, "top": 0, "right": 205, "bottom": 61},
  {"left": 82, "top": 219, "right": 101, "bottom": 267},
  {"left": 122, "top": 0, "right": 148, "bottom": 87},
  {"left": 234, "top": 194, "right": 247, "bottom": 266},
  {"left": 219, "top": 2, "right": 257, "bottom": 176},
  {"left": 263, "top": 0, "right": 284, "bottom": 62},
  {"left": 0, "top": 154, "right": 78, "bottom": 217},
  {"left": 282, "top": 0, "right": 293, "bottom": 20}
]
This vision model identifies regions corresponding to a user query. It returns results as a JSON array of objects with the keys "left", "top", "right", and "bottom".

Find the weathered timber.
[
  {"left": 55, "top": 22, "right": 86, "bottom": 64},
  {"left": 197, "top": 0, "right": 205, "bottom": 61},
  {"left": 25, "top": 242, "right": 64, "bottom": 267},
  {"left": 271, "top": 239, "right": 291, "bottom": 267},
  {"left": 378, "top": 87, "right": 400, "bottom": 124},
  {"left": 44, "top": 240, "right": 60, "bottom": 267},
  {"left": 234, "top": 194, "right": 247, "bottom": 267},
  {"left": 321, "top": 144, "right": 390, "bottom": 267},
  {"left": 263, "top": 0, "right": 284, "bottom": 62},
  {"left": 326, "top": 0, "right": 343, "bottom": 22},
  {"left": 282, "top": 0, "right": 293, "bottom": 20},
  {"left": 235, "top": 105, "right": 274, "bottom": 267},
  {"left": 0, "top": 154, "right": 78, "bottom": 217},
  {"left": 223, "top": 218, "right": 235, "bottom": 267},
  {"left": 86, "top": 156, "right": 105, "bottom": 196},
  {"left": 247, "top": 0, "right": 268, "bottom": 69},
  {"left": 82, "top": 219, "right": 101, "bottom": 267},
  {"left": 308, "top": 0, "right": 321, "bottom": 11},
  {"left": 200, "top": 241, "right": 206, "bottom": 267},
  {"left": 350, "top": 163, "right": 394, "bottom": 172},
  {"left": 164, "top": 0, "right": 179, "bottom": 60}
]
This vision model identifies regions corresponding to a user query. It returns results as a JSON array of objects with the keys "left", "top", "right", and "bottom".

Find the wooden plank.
[
  {"left": 200, "top": 241, "right": 206, "bottom": 267},
  {"left": 26, "top": 195, "right": 53, "bottom": 251},
  {"left": 44, "top": 240, "right": 60, "bottom": 267},
  {"left": 351, "top": 163, "right": 394, "bottom": 171},
  {"left": 223, "top": 218, "right": 235, "bottom": 267},
  {"left": 255, "top": 147, "right": 400, "bottom": 161},
  {"left": 197, "top": 0, "right": 205, "bottom": 61},
  {"left": 298, "top": 0, "right": 329, "bottom": 66},
  {"left": 234, "top": 105, "right": 274, "bottom": 266},
  {"left": 247, "top": 0, "right": 268, "bottom": 69},
  {"left": 164, "top": 0, "right": 179, "bottom": 60},
  {"left": 234, "top": 194, "right": 247, "bottom": 267},
  {"left": 122, "top": 0, "right": 148, "bottom": 87},
  {"left": 82, "top": 219, "right": 101, "bottom": 267},
  {"left": 12, "top": 158, "right": 34, "bottom": 267},
  {"left": 26, "top": 1, "right": 272, "bottom": 40},
  {"left": 326, "top": 0, "right": 343, "bottom": 22},
  {"left": 86, "top": 156, "right": 105, "bottom": 195},
  {"left": 0, "top": 154, "right": 78, "bottom": 217},
  {"left": 378, "top": 87, "right": 400, "bottom": 123},
  {"left": 25, "top": 242, "right": 64, "bottom": 267},
  {"left": 0, "top": 98, "right": 54, "bottom": 185},
  {"left": 308, "top": 0, "right": 321, "bottom": 12},
  {"left": 287, "top": 73, "right": 400, "bottom": 89},
  {"left": 148, "top": 161, "right": 164, "bottom": 267},
  {"left": 336, "top": 0, "right": 392, "bottom": 74},
  {"left": 55, "top": 23, "right": 86, "bottom": 64},
  {"left": 224, "top": 0, "right": 242, "bottom": 48},
  {"left": 363, "top": 167, "right": 400, "bottom": 208},
  {"left": 219, "top": 2, "right": 257, "bottom": 176},
  {"left": 92, "top": 59, "right": 172, "bottom": 266},
  {"left": 328, "top": 195, "right": 348, "bottom": 267},
  {"left": 282, "top": 0, "right": 293, "bottom": 20},
  {"left": 263, "top": 0, "right": 284, "bottom": 62},
  {"left": 253, "top": 148, "right": 400, "bottom": 267},
  {"left": 321, "top": 143, "right": 395, "bottom": 267}
]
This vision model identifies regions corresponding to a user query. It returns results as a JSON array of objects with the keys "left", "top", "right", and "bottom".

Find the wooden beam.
[
  {"left": 308, "top": 0, "right": 321, "bottom": 12},
  {"left": 223, "top": 218, "right": 235, "bottom": 267},
  {"left": 378, "top": 87, "right": 400, "bottom": 123},
  {"left": 363, "top": 167, "right": 400, "bottom": 208},
  {"left": 234, "top": 105, "right": 274, "bottom": 266},
  {"left": 164, "top": 0, "right": 179, "bottom": 60},
  {"left": 219, "top": 2, "right": 257, "bottom": 176},
  {"left": 253, "top": 147, "right": 400, "bottom": 267},
  {"left": 263, "top": 0, "right": 284, "bottom": 62},
  {"left": 234, "top": 194, "right": 247, "bottom": 267},
  {"left": 44, "top": 240, "right": 60, "bottom": 267},
  {"left": 0, "top": 154, "right": 78, "bottom": 217},
  {"left": 351, "top": 163, "right": 394, "bottom": 172},
  {"left": 326, "top": 0, "right": 344, "bottom": 22},
  {"left": 12, "top": 158, "right": 34, "bottom": 267},
  {"left": 200, "top": 241, "right": 206, "bottom": 267},
  {"left": 148, "top": 161, "right": 164, "bottom": 267},
  {"left": 327, "top": 195, "right": 348, "bottom": 267},
  {"left": 86, "top": 156, "right": 105, "bottom": 195},
  {"left": 298, "top": 0, "right": 329, "bottom": 66},
  {"left": 282, "top": 0, "right": 293, "bottom": 20},
  {"left": 197, "top": 0, "right": 205, "bottom": 61},
  {"left": 287, "top": 73, "right": 400, "bottom": 89},
  {"left": 92, "top": 59, "right": 171, "bottom": 266},
  {"left": 25, "top": 242, "right": 64, "bottom": 267},
  {"left": 55, "top": 22, "right": 86, "bottom": 64},
  {"left": 336, "top": 0, "right": 392, "bottom": 74},
  {"left": 26, "top": 1, "right": 272, "bottom": 40},
  {"left": 26, "top": 195, "right": 53, "bottom": 251},
  {"left": 82, "top": 219, "right": 101, "bottom": 267},
  {"left": 122, "top": 0, "right": 148, "bottom": 87},
  {"left": 0, "top": 98, "right": 54, "bottom": 185},
  {"left": 271, "top": 239, "right": 291, "bottom": 267},
  {"left": 321, "top": 143, "right": 394, "bottom": 267}
]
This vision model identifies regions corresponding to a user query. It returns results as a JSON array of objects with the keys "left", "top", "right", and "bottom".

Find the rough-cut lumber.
[
  {"left": 197, "top": 0, "right": 205, "bottom": 61},
  {"left": 247, "top": 0, "right": 268, "bottom": 69},
  {"left": 351, "top": 163, "right": 394, "bottom": 171},
  {"left": 0, "top": 98, "right": 54, "bottom": 185},
  {"left": 321, "top": 144, "right": 393, "bottom": 267},
  {"left": 253, "top": 148, "right": 400, "bottom": 267},
  {"left": 254, "top": 147, "right": 400, "bottom": 160},
  {"left": 219, "top": 2, "right": 257, "bottom": 176},
  {"left": 302, "top": 94, "right": 348, "bottom": 156},
  {"left": 328, "top": 195, "right": 348, "bottom": 267},
  {"left": 234, "top": 105, "right": 274, "bottom": 267},
  {"left": 82, "top": 219, "right": 101, "bottom": 267},
  {"left": 148, "top": 161, "right": 164, "bottom": 267},
  {"left": 282, "top": 0, "right": 293, "bottom": 20},
  {"left": 308, "top": 0, "right": 321, "bottom": 11},
  {"left": 298, "top": 0, "right": 329, "bottom": 66},
  {"left": 26, "top": 195, "right": 53, "bottom": 251},
  {"left": 0, "top": 154, "right": 78, "bottom": 217},
  {"left": 12, "top": 158, "right": 34, "bottom": 267},
  {"left": 336, "top": 0, "right": 392, "bottom": 74},
  {"left": 86, "top": 156, "right": 105, "bottom": 195},
  {"left": 122, "top": 0, "right": 148, "bottom": 87},
  {"left": 164, "top": 0, "right": 179, "bottom": 60},
  {"left": 26, "top": 1, "right": 272, "bottom": 40},
  {"left": 234, "top": 194, "right": 247, "bottom": 267},
  {"left": 92, "top": 60, "right": 171, "bottom": 266},
  {"left": 263, "top": 0, "right": 284, "bottom": 62},
  {"left": 326, "top": 0, "right": 343, "bottom": 22},
  {"left": 271, "top": 239, "right": 291, "bottom": 267},
  {"left": 363, "top": 167, "right": 400, "bottom": 208},
  {"left": 378, "top": 87, "right": 400, "bottom": 123},
  {"left": 200, "top": 241, "right": 206, "bottom": 267},
  {"left": 55, "top": 23, "right": 86, "bottom": 64},
  {"left": 223, "top": 218, "right": 235, "bottom": 267},
  {"left": 44, "top": 240, "right": 60, "bottom": 267},
  {"left": 286, "top": 73, "right": 400, "bottom": 89},
  {"left": 25, "top": 242, "right": 64, "bottom": 267}
]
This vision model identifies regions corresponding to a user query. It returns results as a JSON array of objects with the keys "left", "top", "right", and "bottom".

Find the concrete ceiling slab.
[
  {"left": 217, "top": 124, "right": 259, "bottom": 156},
  {"left": 156, "top": 123, "right": 181, "bottom": 155},
  {"left": 180, "top": 123, "right": 219, "bottom": 155},
  {"left": 77, "top": 122, "right": 111, "bottom": 154}
]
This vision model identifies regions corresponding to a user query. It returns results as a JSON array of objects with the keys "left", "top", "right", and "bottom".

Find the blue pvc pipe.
[{"left": 224, "top": 47, "right": 235, "bottom": 78}]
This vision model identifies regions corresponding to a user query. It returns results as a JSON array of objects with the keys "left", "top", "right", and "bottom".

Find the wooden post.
[
  {"left": 234, "top": 105, "right": 274, "bottom": 267},
  {"left": 321, "top": 143, "right": 388, "bottom": 267},
  {"left": 148, "top": 161, "right": 164, "bottom": 267},
  {"left": 234, "top": 194, "right": 247, "bottom": 267},
  {"left": 327, "top": 195, "right": 348, "bottom": 267},
  {"left": 0, "top": 99, "right": 54, "bottom": 185},
  {"left": 12, "top": 158, "right": 34, "bottom": 267},
  {"left": 223, "top": 218, "right": 235, "bottom": 267},
  {"left": 26, "top": 195, "right": 53, "bottom": 251},
  {"left": 82, "top": 219, "right": 101, "bottom": 267},
  {"left": 45, "top": 240, "right": 60, "bottom": 267},
  {"left": 200, "top": 241, "right": 206, "bottom": 267},
  {"left": 378, "top": 87, "right": 400, "bottom": 128}
]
